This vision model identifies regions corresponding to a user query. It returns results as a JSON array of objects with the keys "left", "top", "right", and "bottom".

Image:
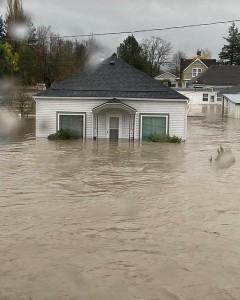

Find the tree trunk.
[{"left": 44, "top": 78, "right": 52, "bottom": 89}]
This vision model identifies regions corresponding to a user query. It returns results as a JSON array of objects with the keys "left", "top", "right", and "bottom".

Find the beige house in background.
[
  {"left": 155, "top": 72, "right": 179, "bottom": 87},
  {"left": 180, "top": 58, "right": 216, "bottom": 87}
]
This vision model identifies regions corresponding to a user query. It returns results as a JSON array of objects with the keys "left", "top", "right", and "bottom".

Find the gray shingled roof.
[
  {"left": 219, "top": 83, "right": 240, "bottom": 95},
  {"left": 188, "top": 65, "right": 240, "bottom": 86},
  {"left": 36, "top": 54, "right": 187, "bottom": 100}
]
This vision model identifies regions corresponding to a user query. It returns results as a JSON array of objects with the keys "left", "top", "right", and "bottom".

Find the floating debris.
[{"left": 210, "top": 146, "right": 235, "bottom": 169}]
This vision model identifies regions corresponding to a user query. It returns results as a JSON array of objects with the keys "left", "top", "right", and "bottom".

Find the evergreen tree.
[
  {"left": 27, "top": 20, "right": 37, "bottom": 47},
  {"left": 219, "top": 22, "right": 240, "bottom": 65},
  {"left": 0, "top": 15, "right": 7, "bottom": 42},
  {"left": 117, "top": 35, "right": 149, "bottom": 73}
]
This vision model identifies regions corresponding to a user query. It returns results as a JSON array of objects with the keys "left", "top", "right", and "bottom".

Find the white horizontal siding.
[
  {"left": 125, "top": 100, "right": 187, "bottom": 139},
  {"left": 35, "top": 98, "right": 187, "bottom": 139},
  {"left": 36, "top": 99, "right": 106, "bottom": 138},
  {"left": 227, "top": 101, "right": 240, "bottom": 118},
  {"left": 98, "top": 111, "right": 107, "bottom": 138},
  {"left": 177, "top": 90, "right": 220, "bottom": 105}
]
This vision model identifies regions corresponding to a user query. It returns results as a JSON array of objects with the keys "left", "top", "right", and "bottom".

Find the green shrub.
[
  {"left": 47, "top": 130, "right": 79, "bottom": 140},
  {"left": 148, "top": 135, "right": 182, "bottom": 143}
]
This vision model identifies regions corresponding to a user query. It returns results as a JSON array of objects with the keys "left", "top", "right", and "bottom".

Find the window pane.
[
  {"left": 192, "top": 68, "right": 202, "bottom": 77},
  {"left": 142, "top": 116, "right": 166, "bottom": 140},
  {"left": 59, "top": 115, "right": 83, "bottom": 137},
  {"left": 202, "top": 93, "right": 208, "bottom": 101},
  {"left": 109, "top": 117, "right": 119, "bottom": 129}
]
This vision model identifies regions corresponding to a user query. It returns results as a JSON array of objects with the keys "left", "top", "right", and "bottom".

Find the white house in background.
[
  {"left": 34, "top": 53, "right": 188, "bottom": 141},
  {"left": 174, "top": 87, "right": 221, "bottom": 107},
  {"left": 175, "top": 65, "right": 240, "bottom": 109},
  {"left": 155, "top": 72, "right": 179, "bottom": 87},
  {"left": 223, "top": 94, "right": 240, "bottom": 118}
]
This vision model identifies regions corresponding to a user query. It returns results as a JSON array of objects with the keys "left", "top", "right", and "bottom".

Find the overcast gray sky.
[{"left": 0, "top": 0, "right": 240, "bottom": 59}]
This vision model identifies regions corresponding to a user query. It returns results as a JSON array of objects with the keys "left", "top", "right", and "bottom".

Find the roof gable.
[
  {"left": 181, "top": 58, "right": 216, "bottom": 73},
  {"left": 183, "top": 58, "right": 208, "bottom": 71},
  {"left": 155, "top": 72, "right": 178, "bottom": 79},
  {"left": 36, "top": 54, "right": 187, "bottom": 100}
]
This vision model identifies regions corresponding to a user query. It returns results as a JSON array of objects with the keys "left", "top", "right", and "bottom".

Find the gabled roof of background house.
[
  {"left": 36, "top": 54, "right": 187, "bottom": 100},
  {"left": 180, "top": 58, "right": 216, "bottom": 73},
  {"left": 188, "top": 65, "right": 240, "bottom": 86},
  {"left": 155, "top": 72, "right": 179, "bottom": 79}
]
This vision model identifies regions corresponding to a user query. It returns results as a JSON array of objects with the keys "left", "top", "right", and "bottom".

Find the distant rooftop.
[
  {"left": 188, "top": 65, "right": 240, "bottom": 86},
  {"left": 219, "top": 83, "right": 240, "bottom": 95}
]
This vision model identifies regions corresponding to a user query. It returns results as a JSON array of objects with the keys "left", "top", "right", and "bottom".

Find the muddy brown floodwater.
[{"left": 1, "top": 109, "right": 240, "bottom": 300}]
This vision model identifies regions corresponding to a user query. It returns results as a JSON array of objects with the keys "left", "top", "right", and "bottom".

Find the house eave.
[{"left": 33, "top": 96, "right": 188, "bottom": 102}]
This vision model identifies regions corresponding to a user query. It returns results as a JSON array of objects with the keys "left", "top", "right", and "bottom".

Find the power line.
[{"left": 57, "top": 19, "right": 240, "bottom": 39}]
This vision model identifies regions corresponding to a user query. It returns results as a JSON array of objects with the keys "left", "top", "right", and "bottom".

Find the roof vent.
[{"left": 110, "top": 52, "right": 117, "bottom": 65}]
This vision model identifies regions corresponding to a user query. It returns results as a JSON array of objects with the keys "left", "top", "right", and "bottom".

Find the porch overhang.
[{"left": 92, "top": 98, "right": 137, "bottom": 114}]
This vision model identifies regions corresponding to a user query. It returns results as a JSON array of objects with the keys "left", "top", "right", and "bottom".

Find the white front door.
[{"left": 106, "top": 115, "right": 122, "bottom": 139}]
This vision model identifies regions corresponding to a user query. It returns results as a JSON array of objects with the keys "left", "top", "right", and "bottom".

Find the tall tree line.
[
  {"left": 4, "top": 0, "right": 234, "bottom": 88},
  {"left": 0, "top": 0, "right": 99, "bottom": 88}
]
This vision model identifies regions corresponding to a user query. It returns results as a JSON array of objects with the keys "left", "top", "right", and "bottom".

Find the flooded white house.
[{"left": 34, "top": 53, "right": 188, "bottom": 140}]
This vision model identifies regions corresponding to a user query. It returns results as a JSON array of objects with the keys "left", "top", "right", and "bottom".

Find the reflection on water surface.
[{"left": 1, "top": 110, "right": 240, "bottom": 300}]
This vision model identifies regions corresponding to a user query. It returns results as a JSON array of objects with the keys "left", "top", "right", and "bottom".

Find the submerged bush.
[
  {"left": 47, "top": 130, "right": 79, "bottom": 140},
  {"left": 148, "top": 135, "right": 182, "bottom": 143}
]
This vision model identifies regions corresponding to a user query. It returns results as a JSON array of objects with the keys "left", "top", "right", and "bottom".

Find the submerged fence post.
[{"left": 222, "top": 96, "right": 225, "bottom": 118}]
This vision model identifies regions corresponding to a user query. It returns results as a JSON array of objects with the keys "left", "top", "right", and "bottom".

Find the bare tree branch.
[{"left": 141, "top": 36, "right": 172, "bottom": 76}]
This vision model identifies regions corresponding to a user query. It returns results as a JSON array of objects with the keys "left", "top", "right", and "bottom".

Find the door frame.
[{"left": 106, "top": 114, "right": 122, "bottom": 139}]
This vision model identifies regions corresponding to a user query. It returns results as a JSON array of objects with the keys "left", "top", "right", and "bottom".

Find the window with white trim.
[
  {"left": 141, "top": 115, "right": 168, "bottom": 140},
  {"left": 202, "top": 93, "right": 208, "bottom": 102},
  {"left": 58, "top": 113, "right": 85, "bottom": 137},
  {"left": 192, "top": 68, "right": 202, "bottom": 77}
]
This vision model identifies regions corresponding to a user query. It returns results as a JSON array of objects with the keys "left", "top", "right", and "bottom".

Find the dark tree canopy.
[
  {"left": 117, "top": 35, "right": 149, "bottom": 73},
  {"left": 219, "top": 22, "right": 240, "bottom": 65},
  {"left": 117, "top": 35, "right": 173, "bottom": 77}
]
